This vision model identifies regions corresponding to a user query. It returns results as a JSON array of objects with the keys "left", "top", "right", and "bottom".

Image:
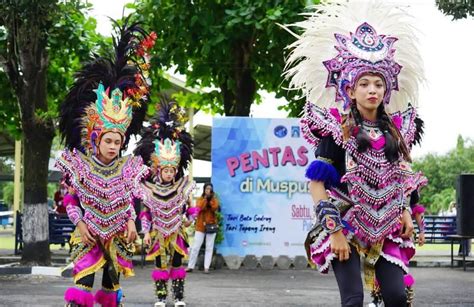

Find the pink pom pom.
[
  {"left": 64, "top": 288, "right": 94, "bottom": 307},
  {"left": 412, "top": 204, "right": 425, "bottom": 216},
  {"left": 63, "top": 194, "right": 78, "bottom": 207},
  {"left": 95, "top": 289, "right": 117, "bottom": 307},
  {"left": 170, "top": 267, "right": 186, "bottom": 279},
  {"left": 187, "top": 207, "right": 201, "bottom": 217},
  {"left": 404, "top": 274, "right": 415, "bottom": 287},
  {"left": 151, "top": 269, "right": 170, "bottom": 281}
]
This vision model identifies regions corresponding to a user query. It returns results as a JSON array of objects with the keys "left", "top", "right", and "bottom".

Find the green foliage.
[
  {"left": 0, "top": 74, "right": 21, "bottom": 137},
  {"left": 412, "top": 135, "right": 474, "bottom": 214},
  {"left": 47, "top": 1, "right": 104, "bottom": 115},
  {"left": 0, "top": 158, "right": 14, "bottom": 208},
  {"left": 2, "top": 182, "right": 13, "bottom": 208},
  {"left": 172, "top": 91, "right": 224, "bottom": 115},
  {"left": 0, "top": 0, "right": 102, "bottom": 137},
  {"left": 132, "top": 0, "right": 316, "bottom": 116},
  {"left": 436, "top": 0, "right": 474, "bottom": 20},
  {"left": 0, "top": 157, "right": 13, "bottom": 175},
  {"left": 48, "top": 183, "right": 58, "bottom": 199},
  {"left": 214, "top": 211, "right": 224, "bottom": 245}
]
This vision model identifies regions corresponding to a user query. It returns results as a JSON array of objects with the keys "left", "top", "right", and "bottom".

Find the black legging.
[
  {"left": 76, "top": 263, "right": 120, "bottom": 290},
  {"left": 155, "top": 252, "right": 183, "bottom": 269},
  {"left": 332, "top": 245, "right": 407, "bottom": 307}
]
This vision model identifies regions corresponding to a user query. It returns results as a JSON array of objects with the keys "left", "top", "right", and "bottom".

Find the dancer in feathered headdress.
[
  {"left": 284, "top": 1, "right": 427, "bottom": 306},
  {"left": 55, "top": 17, "right": 156, "bottom": 307},
  {"left": 134, "top": 100, "right": 195, "bottom": 307}
]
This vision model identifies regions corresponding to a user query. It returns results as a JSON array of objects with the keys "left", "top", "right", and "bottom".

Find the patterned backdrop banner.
[{"left": 212, "top": 117, "right": 314, "bottom": 257}]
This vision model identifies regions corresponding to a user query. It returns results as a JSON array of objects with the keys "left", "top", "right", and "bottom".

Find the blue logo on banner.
[
  {"left": 274, "top": 125, "right": 287, "bottom": 138},
  {"left": 291, "top": 126, "right": 300, "bottom": 138}
]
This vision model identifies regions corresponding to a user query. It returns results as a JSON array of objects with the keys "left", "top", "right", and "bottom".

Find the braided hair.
[{"left": 350, "top": 102, "right": 412, "bottom": 163}]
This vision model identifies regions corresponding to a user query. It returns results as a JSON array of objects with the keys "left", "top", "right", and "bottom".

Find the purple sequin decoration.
[{"left": 323, "top": 23, "right": 402, "bottom": 110}]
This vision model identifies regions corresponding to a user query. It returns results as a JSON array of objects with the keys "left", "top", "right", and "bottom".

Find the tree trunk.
[
  {"left": 234, "top": 69, "right": 256, "bottom": 116},
  {"left": 17, "top": 26, "right": 53, "bottom": 265},
  {"left": 20, "top": 119, "right": 54, "bottom": 265},
  {"left": 231, "top": 40, "right": 256, "bottom": 117},
  {"left": 220, "top": 78, "right": 236, "bottom": 116},
  {"left": 1, "top": 0, "right": 58, "bottom": 265}
]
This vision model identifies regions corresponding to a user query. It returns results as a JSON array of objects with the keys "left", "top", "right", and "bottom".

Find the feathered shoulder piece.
[
  {"left": 134, "top": 100, "right": 193, "bottom": 180},
  {"left": 389, "top": 105, "right": 424, "bottom": 148},
  {"left": 59, "top": 16, "right": 157, "bottom": 154},
  {"left": 301, "top": 102, "right": 424, "bottom": 150},
  {"left": 301, "top": 102, "right": 345, "bottom": 149}
]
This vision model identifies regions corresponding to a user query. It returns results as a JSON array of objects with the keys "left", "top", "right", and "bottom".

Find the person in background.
[
  {"left": 443, "top": 202, "right": 457, "bottom": 217},
  {"left": 186, "top": 183, "right": 219, "bottom": 274},
  {"left": 54, "top": 184, "right": 67, "bottom": 215}
]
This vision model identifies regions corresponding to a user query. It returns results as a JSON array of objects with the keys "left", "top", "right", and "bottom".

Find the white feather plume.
[{"left": 283, "top": 0, "right": 425, "bottom": 114}]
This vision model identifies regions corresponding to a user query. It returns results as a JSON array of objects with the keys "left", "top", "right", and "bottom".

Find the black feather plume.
[
  {"left": 134, "top": 98, "right": 194, "bottom": 180},
  {"left": 58, "top": 17, "right": 151, "bottom": 153},
  {"left": 413, "top": 116, "right": 424, "bottom": 146}
]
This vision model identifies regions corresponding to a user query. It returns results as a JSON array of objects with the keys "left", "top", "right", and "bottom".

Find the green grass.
[
  {"left": 417, "top": 243, "right": 460, "bottom": 252},
  {"left": 0, "top": 233, "right": 65, "bottom": 251},
  {"left": 0, "top": 235, "right": 15, "bottom": 250}
]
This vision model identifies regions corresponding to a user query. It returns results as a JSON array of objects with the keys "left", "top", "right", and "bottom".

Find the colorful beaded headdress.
[
  {"left": 151, "top": 138, "right": 182, "bottom": 169},
  {"left": 59, "top": 18, "right": 157, "bottom": 154},
  {"left": 284, "top": 0, "right": 424, "bottom": 113},
  {"left": 135, "top": 100, "right": 193, "bottom": 180}
]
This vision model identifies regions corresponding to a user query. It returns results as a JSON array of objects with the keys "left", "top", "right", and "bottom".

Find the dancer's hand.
[
  {"left": 143, "top": 232, "right": 151, "bottom": 246},
  {"left": 418, "top": 232, "right": 426, "bottom": 246},
  {"left": 126, "top": 219, "right": 138, "bottom": 243},
  {"left": 400, "top": 209, "right": 414, "bottom": 239},
  {"left": 77, "top": 220, "right": 96, "bottom": 246},
  {"left": 183, "top": 220, "right": 192, "bottom": 227},
  {"left": 330, "top": 229, "right": 351, "bottom": 261}
]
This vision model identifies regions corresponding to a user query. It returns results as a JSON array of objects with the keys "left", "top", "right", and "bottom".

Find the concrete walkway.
[{"left": 0, "top": 265, "right": 473, "bottom": 306}]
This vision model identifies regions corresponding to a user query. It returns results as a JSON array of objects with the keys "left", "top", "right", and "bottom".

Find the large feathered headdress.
[
  {"left": 283, "top": 0, "right": 424, "bottom": 114},
  {"left": 59, "top": 17, "right": 157, "bottom": 154},
  {"left": 134, "top": 100, "right": 193, "bottom": 180}
]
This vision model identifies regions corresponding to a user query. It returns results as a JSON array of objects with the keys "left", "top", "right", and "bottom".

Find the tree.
[
  {"left": 436, "top": 0, "right": 474, "bottom": 20},
  {"left": 0, "top": 0, "right": 101, "bottom": 265},
  {"left": 412, "top": 136, "right": 474, "bottom": 214},
  {"left": 2, "top": 182, "right": 14, "bottom": 208},
  {"left": 133, "top": 0, "right": 316, "bottom": 117},
  {"left": 0, "top": 74, "right": 20, "bottom": 137},
  {"left": 0, "top": 156, "right": 14, "bottom": 175},
  {"left": 0, "top": 157, "right": 14, "bottom": 207}
]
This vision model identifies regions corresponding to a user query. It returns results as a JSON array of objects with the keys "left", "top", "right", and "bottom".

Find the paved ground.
[{"left": 0, "top": 266, "right": 473, "bottom": 306}]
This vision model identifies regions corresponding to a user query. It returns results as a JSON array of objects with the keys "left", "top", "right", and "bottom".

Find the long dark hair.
[
  {"left": 202, "top": 183, "right": 214, "bottom": 199},
  {"left": 350, "top": 102, "right": 411, "bottom": 163}
]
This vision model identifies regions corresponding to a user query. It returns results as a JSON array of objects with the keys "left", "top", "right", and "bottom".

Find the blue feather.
[{"left": 305, "top": 160, "right": 340, "bottom": 187}]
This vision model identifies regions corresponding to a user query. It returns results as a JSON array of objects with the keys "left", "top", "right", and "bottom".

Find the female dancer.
[
  {"left": 285, "top": 2, "right": 427, "bottom": 306},
  {"left": 134, "top": 101, "right": 196, "bottom": 307}
]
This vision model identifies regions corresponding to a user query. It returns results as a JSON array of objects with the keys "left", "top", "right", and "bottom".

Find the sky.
[{"left": 88, "top": 0, "right": 474, "bottom": 167}]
